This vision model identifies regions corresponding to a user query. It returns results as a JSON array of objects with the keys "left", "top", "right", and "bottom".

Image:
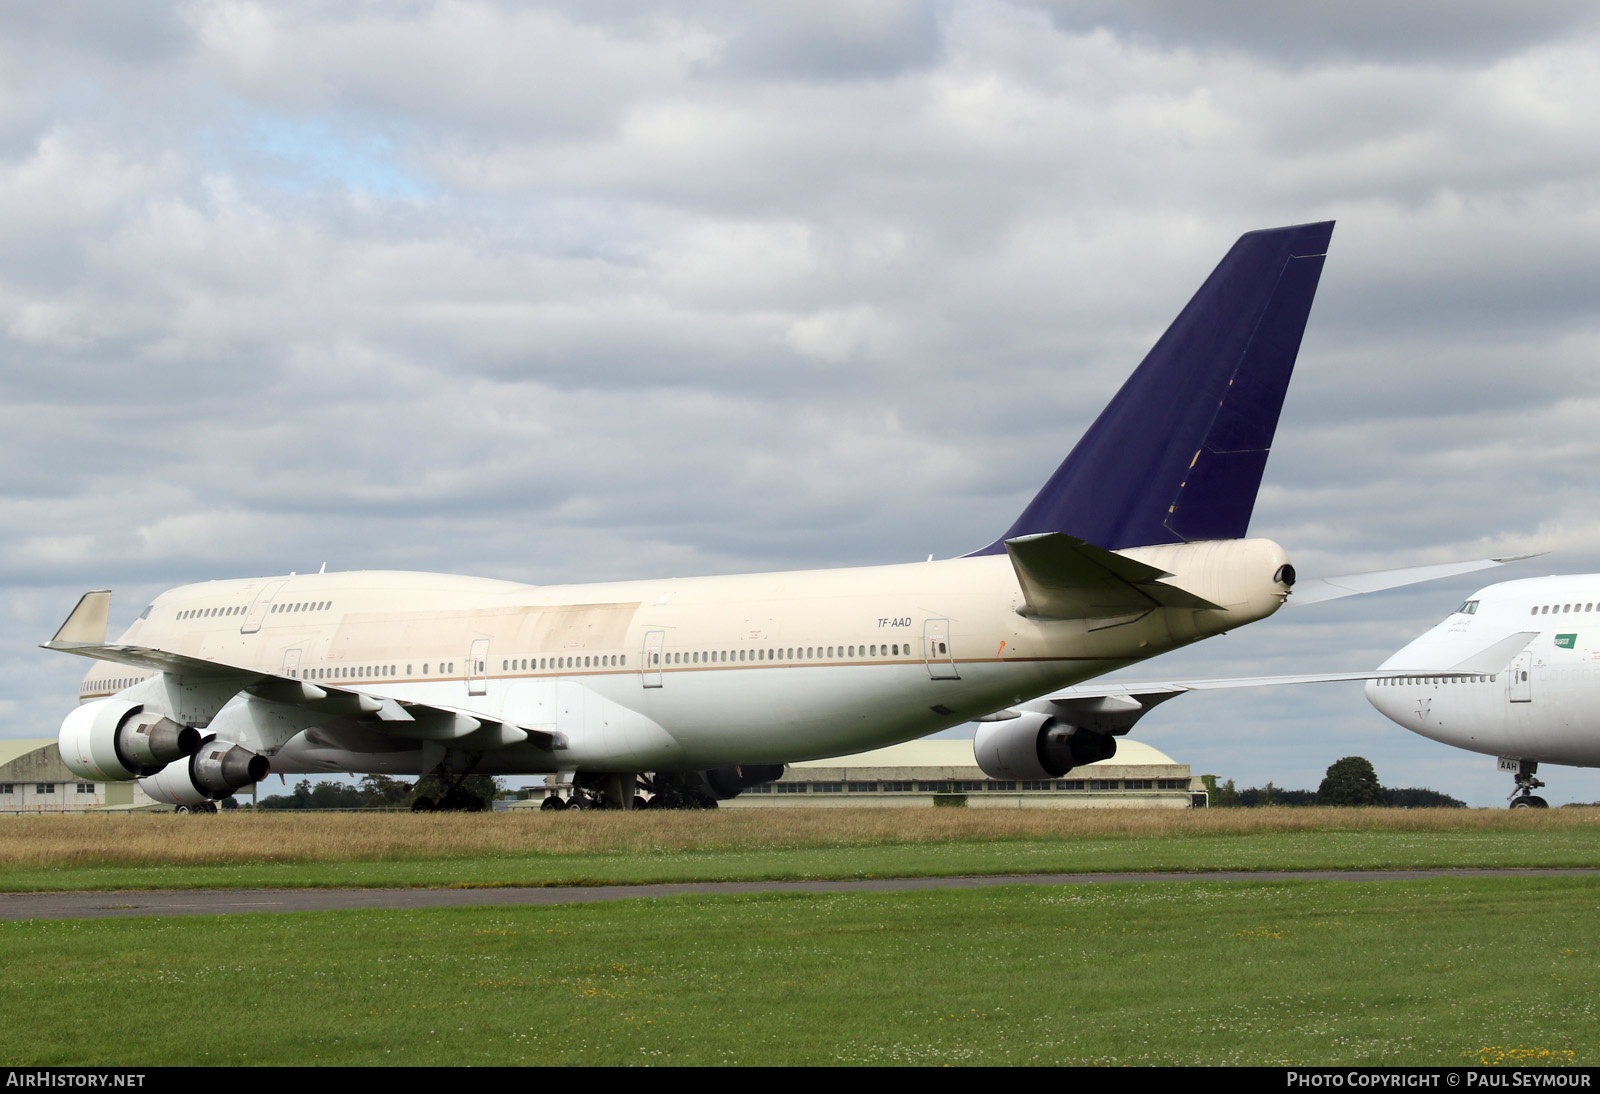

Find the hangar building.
[
  {"left": 0, "top": 739, "right": 159, "bottom": 812},
  {"left": 722, "top": 738, "right": 1205, "bottom": 809}
]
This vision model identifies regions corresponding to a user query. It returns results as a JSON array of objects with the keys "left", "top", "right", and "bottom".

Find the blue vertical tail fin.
[{"left": 969, "top": 220, "right": 1333, "bottom": 555}]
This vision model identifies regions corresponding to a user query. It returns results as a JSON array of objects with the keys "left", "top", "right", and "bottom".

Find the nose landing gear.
[{"left": 1504, "top": 759, "right": 1549, "bottom": 808}]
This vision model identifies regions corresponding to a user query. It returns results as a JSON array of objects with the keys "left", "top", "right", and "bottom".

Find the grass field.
[
  {"left": 2, "top": 809, "right": 1597, "bottom": 1066},
  {"left": 0, "top": 806, "right": 1596, "bottom": 892},
  {"left": 3, "top": 875, "right": 1595, "bottom": 1066}
]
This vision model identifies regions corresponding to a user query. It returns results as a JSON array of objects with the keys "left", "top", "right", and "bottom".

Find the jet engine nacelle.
[
  {"left": 139, "top": 738, "right": 270, "bottom": 804},
  {"left": 973, "top": 712, "right": 1117, "bottom": 780},
  {"left": 702, "top": 763, "right": 787, "bottom": 800},
  {"left": 59, "top": 698, "right": 201, "bottom": 782}
]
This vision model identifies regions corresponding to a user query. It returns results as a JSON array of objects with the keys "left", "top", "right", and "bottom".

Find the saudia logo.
[{"left": 1555, "top": 633, "right": 1577, "bottom": 649}]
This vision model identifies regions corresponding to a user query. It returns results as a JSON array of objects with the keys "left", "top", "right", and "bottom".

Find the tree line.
[
  {"left": 251, "top": 773, "right": 504, "bottom": 810},
  {"left": 1203, "top": 756, "right": 1465, "bottom": 808}
]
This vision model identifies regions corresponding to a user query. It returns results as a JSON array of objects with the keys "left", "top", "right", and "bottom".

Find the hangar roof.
[
  {"left": 0, "top": 739, "right": 55, "bottom": 768},
  {"left": 789, "top": 737, "right": 1181, "bottom": 772}
]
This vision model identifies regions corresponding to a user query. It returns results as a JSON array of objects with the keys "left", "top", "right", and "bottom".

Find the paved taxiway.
[{"left": 4, "top": 869, "right": 1596, "bottom": 920}]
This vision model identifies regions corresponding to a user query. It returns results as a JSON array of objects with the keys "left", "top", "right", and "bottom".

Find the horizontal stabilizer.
[
  {"left": 1287, "top": 554, "right": 1540, "bottom": 607},
  {"left": 48, "top": 591, "right": 112, "bottom": 647},
  {"left": 1005, "top": 532, "right": 1221, "bottom": 620},
  {"left": 1450, "top": 632, "right": 1538, "bottom": 675}
]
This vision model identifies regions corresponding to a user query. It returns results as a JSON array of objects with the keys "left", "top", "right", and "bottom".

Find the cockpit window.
[
  {"left": 1456, "top": 600, "right": 1479, "bottom": 615},
  {"left": 137, "top": 605, "right": 153, "bottom": 620}
]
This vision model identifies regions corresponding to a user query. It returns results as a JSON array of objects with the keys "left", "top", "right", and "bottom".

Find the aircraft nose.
[{"left": 1363, "top": 676, "right": 1404, "bottom": 726}]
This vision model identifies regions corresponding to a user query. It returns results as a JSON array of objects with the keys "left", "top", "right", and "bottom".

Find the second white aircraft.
[{"left": 1367, "top": 576, "right": 1600, "bottom": 807}]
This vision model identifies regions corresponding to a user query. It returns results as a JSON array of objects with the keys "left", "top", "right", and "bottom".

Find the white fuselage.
[
  {"left": 1366, "top": 575, "right": 1600, "bottom": 767},
  {"left": 81, "top": 540, "right": 1292, "bottom": 776}
]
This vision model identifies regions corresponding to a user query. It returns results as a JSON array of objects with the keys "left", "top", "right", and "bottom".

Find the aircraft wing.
[
  {"left": 967, "top": 666, "right": 1497, "bottom": 780},
  {"left": 986, "top": 553, "right": 1543, "bottom": 714},
  {"left": 1286, "top": 554, "right": 1542, "bottom": 607},
  {"left": 969, "top": 670, "right": 1415, "bottom": 730},
  {"left": 45, "top": 635, "right": 254, "bottom": 678},
  {"left": 981, "top": 630, "right": 1540, "bottom": 732},
  {"left": 1037, "top": 669, "right": 1409, "bottom": 703},
  {"left": 40, "top": 635, "right": 560, "bottom": 751}
]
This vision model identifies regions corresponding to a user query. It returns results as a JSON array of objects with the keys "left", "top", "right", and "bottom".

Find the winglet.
[
  {"left": 47, "top": 590, "right": 111, "bottom": 647},
  {"left": 970, "top": 221, "right": 1333, "bottom": 554}
]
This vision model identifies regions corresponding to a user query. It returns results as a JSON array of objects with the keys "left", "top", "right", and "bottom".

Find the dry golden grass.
[{"left": 0, "top": 805, "right": 1595, "bottom": 869}]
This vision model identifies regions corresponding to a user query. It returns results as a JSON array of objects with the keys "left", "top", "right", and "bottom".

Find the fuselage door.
[
  {"left": 467, "top": 638, "right": 490, "bottom": 696},
  {"left": 240, "top": 580, "right": 287, "bottom": 635},
  {"left": 1507, "top": 652, "right": 1533, "bottom": 703},
  {"left": 642, "top": 630, "right": 665, "bottom": 688},
  {"left": 923, "top": 618, "right": 959, "bottom": 680},
  {"left": 282, "top": 648, "right": 302, "bottom": 678}
]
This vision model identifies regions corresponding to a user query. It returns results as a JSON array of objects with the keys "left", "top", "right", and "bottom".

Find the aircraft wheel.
[
  {"left": 540, "top": 796, "right": 567, "bottom": 812},
  {"left": 633, "top": 795, "right": 650, "bottom": 810},
  {"left": 411, "top": 796, "right": 437, "bottom": 813},
  {"left": 174, "top": 805, "right": 190, "bottom": 815},
  {"left": 1511, "top": 795, "right": 1549, "bottom": 809}
]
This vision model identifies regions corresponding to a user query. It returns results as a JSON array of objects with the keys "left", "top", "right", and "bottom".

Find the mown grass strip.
[
  {"left": 2, "top": 876, "right": 1595, "bottom": 1066},
  {"left": 2, "top": 808, "right": 1598, "bottom": 891}
]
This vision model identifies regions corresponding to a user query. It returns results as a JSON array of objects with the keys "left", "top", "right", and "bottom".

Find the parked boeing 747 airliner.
[
  {"left": 45, "top": 220, "right": 1484, "bottom": 811},
  {"left": 1365, "top": 576, "right": 1600, "bottom": 807}
]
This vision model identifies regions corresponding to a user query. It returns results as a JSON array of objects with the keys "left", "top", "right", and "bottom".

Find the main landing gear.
[
  {"left": 536, "top": 788, "right": 610, "bottom": 811},
  {"left": 411, "top": 789, "right": 488, "bottom": 813},
  {"left": 1505, "top": 759, "right": 1549, "bottom": 809},
  {"left": 538, "top": 772, "right": 637, "bottom": 811},
  {"left": 538, "top": 772, "right": 723, "bottom": 811},
  {"left": 410, "top": 762, "right": 492, "bottom": 812}
]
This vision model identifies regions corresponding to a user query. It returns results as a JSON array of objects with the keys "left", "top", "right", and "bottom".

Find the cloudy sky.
[{"left": 5, "top": 0, "right": 1600, "bottom": 807}]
